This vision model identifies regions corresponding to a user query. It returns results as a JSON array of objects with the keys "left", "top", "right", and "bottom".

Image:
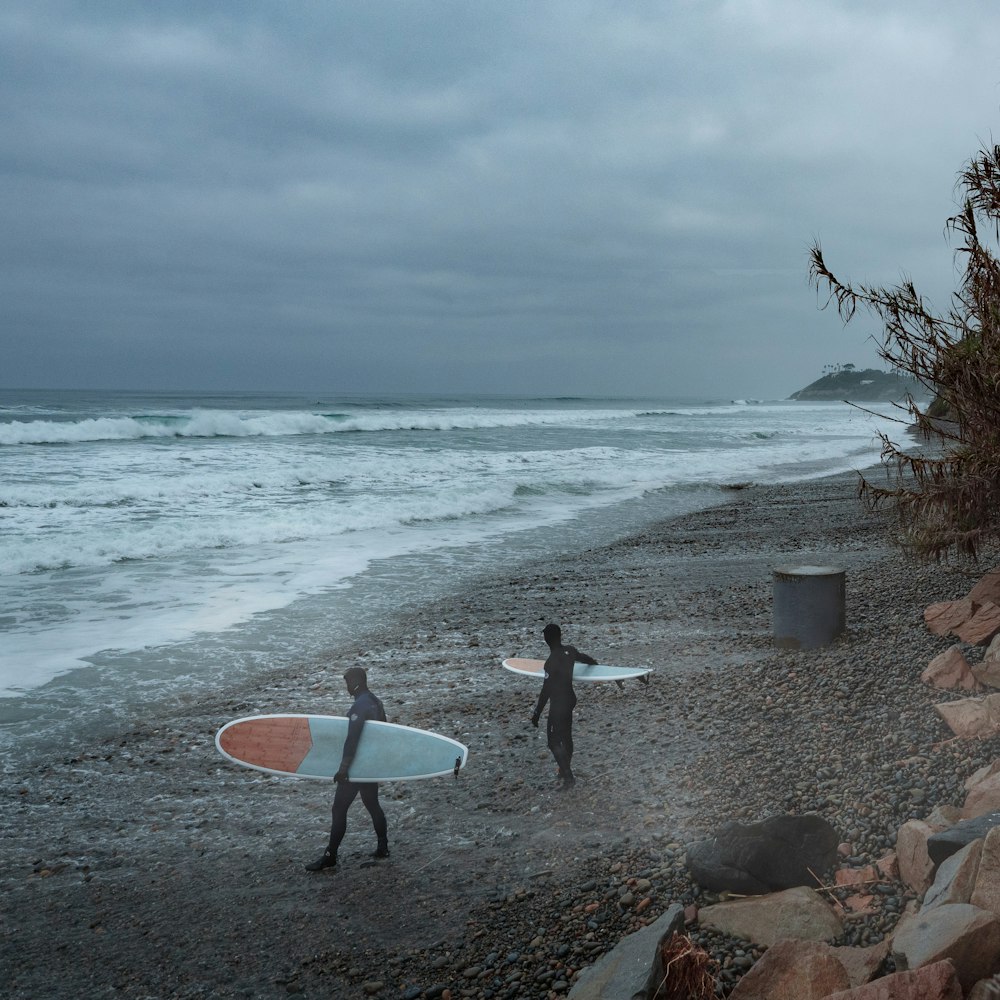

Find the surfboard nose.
[{"left": 218, "top": 716, "right": 315, "bottom": 774}]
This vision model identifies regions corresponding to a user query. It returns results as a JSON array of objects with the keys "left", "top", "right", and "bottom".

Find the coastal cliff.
[{"left": 789, "top": 367, "right": 924, "bottom": 402}]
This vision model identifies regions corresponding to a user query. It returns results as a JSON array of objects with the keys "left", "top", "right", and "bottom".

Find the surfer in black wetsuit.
[
  {"left": 306, "top": 666, "right": 390, "bottom": 872},
  {"left": 530, "top": 623, "right": 597, "bottom": 789}
]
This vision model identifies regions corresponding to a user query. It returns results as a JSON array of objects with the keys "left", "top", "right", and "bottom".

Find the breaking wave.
[{"left": 0, "top": 407, "right": 640, "bottom": 446}]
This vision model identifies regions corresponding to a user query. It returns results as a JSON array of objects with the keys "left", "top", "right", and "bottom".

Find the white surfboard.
[
  {"left": 501, "top": 657, "right": 651, "bottom": 682},
  {"left": 216, "top": 714, "right": 468, "bottom": 781}
]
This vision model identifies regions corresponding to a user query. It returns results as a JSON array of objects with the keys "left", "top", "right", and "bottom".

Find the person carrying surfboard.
[
  {"left": 530, "top": 623, "right": 598, "bottom": 789},
  {"left": 306, "top": 666, "right": 390, "bottom": 871}
]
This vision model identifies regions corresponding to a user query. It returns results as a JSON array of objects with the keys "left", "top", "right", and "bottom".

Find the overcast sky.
[{"left": 4, "top": 1, "right": 1000, "bottom": 400}]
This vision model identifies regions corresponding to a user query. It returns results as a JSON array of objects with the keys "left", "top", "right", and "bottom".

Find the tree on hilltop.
[{"left": 810, "top": 141, "right": 1000, "bottom": 560}]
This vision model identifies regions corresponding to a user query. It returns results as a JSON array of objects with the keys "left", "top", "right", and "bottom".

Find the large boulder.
[
  {"left": 926, "top": 598, "right": 977, "bottom": 637},
  {"left": 830, "top": 940, "right": 892, "bottom": 988},
  {"left": 567, "top": 903, "right": 684, "bottom": 1000},
  {"left": 897, "top": 817, "right": 951, "bottom": 894},
  {"left": 685, "top": 814, "right": 839, "bottom": 894},
  {"left": 891, "top": 903, "right": 1000, "bottom": 992},
  {"left": 922, "top": 646, "right": 980, "bottom": 691},
  {"left": 967, "top": 761, "right": 1000, "bottom": 792},
  {"left": 928, "top": 813, "right": 1000, "bottom": 866},
  {"left": 965, "top": 770, "right": 1000, "bottom": 818},
  {"left": 728, "top": 939, "right": 850, "bottom": 999},
  {"left": 955, "top": 603, "right": 1000, "bottom": 646},
  {"left": 970, "top": 569, "right": 1000, "bottom": 607},
  {"left": 972, "top": 643, "right": 1000, "bottom": 689},
  {"left": 971, "top": 827, "right": 1000, "bottom": 917},
  {"left": 922, "top": 840, "right": 984, "bottom": 912},
  {"left": 825, "top": 959, "right": 962, "bottom": 1000},
  {"left": 924, "top": 577, "right": 1000, "bottom": 645},
  {"left": 934, "top": 695, "right": 1000, "bottom": 740},
  {"left": 697, "top": 886, "right": 843, "bottom": 947}
]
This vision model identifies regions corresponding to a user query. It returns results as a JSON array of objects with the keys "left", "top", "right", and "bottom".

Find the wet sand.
[{"left": 4, "top": 472, "right": 996, "bottom": 999}]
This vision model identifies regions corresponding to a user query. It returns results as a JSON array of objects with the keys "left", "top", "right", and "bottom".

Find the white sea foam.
[
  {"left": 0, "top": 392, "right": 903, "bottom": 722},
  {"left": 0, "top": 395, "right": 891, "bottom": 446},
  {"left": 0, "top": 406, "right": 647, "bottom": 446}
]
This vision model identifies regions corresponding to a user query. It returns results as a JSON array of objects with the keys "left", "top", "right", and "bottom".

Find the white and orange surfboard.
[{"left": 216, "top": 714, "right": 468, "bottom": 781}]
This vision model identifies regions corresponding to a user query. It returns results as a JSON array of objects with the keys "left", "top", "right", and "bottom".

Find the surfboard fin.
[{"left": 453, "top": 756, "right": 462, "bottom": 778}]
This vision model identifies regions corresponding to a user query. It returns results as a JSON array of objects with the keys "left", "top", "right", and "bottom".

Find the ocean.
[{"left": 0, "top": 389, "right": 903, "bottom": 751}]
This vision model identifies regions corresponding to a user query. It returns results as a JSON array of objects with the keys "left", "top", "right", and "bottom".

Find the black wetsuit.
[
  {"left": 326, "top": 689, "right": 388, "bottom": 857},
  {"left": 533, "top": 643, "right": 596, "bottom": 782}
]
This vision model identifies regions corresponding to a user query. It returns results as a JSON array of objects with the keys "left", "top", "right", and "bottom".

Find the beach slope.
[{"left": 3, "top": 473, "right": 995, "bottom": 998}]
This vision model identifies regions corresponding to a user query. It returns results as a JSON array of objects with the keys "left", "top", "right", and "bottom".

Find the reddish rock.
[
  {"left": 835, "top": 865, "right": 878, "bottom": 887},
  {"left": 897, "top": 819, "right": 946, "bottom": 894},
  {"left": 965, "top": 770, "right": 1000, "bottom": 818},
  {"left": 926, "top": 598, "right": 977, "bottom": 636},
  {"left": 922, "top": 645, "right": 980, "bottom": 690},
  {"left": 973, "top": 656, "right": 1000, "bottom": 690},
  {"left": 967, "top": 761, "right": 1000, "bottom": 790},
  {"left": 830, "top": 939, "right": 891, "bottom": 988},
  {"left": 876, "top": 853, "right": 900, "bottom": 880},
  {"left": 926, "top": 805, "right": 965, "bottom": 828},
  {"left": 825, "top": 958, "right": 961, "bottom": 999},
  {"left": 728, "top": 938, "right": 850, "bottom": 999},
  {"left": 934, "top": 696, "right": 1000, "bottom": 740},
  {"left": 925, "top": 573, "right": 1000, "bottom": 646},
  {"left": 954, "top": 602, "right": 1000, "bottom": 646},
  {"left": 970, "top": 569, "right": 1000, "bottom": 607}
]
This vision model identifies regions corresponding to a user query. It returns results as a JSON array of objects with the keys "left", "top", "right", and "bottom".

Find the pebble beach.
[{"left": 4, "top": 470, "right": 999, "bottom": 999}]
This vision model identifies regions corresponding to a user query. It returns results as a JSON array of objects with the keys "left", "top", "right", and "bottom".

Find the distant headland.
[{"left": 789, "top": 365, "right": 926, "bottom": 402}]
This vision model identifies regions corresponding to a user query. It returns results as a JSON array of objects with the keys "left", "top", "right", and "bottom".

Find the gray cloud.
[{"left": 3, "top": 0, "right": 1000, "bottom": 398}]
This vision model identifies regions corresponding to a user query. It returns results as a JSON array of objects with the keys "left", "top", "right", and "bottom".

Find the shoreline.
[{"left": 4, "top": 471, "right": 998, "bottom": 999}]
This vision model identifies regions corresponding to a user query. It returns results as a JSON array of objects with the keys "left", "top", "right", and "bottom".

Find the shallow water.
[{"left": 0, "top": 389, "right": 900, "bottom": 749}]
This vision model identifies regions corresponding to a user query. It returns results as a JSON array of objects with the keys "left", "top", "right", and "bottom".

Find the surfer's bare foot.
[{"left": 304, "top": 851, "right": 337, "bottom": 872}]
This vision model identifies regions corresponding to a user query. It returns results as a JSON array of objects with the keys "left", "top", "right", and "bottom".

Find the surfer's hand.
[
  {"left": 334, "top": 767, "right": 349, "bottom": 783},
  {"left": 530, "top": 713, "right": 539, "bottom": 728}
]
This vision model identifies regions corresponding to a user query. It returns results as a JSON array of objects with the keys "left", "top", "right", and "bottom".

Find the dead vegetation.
[
  {"left": 810, "top": 142, "right": 1000, "bottom": 561},
  {"left": 650, "top": 932, "right": 718, "bottom": 1000}
]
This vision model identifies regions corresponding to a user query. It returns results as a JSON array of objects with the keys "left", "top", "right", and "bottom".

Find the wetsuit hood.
[{"left": 343, "top": 666, "right": 368, "bottom": 696}]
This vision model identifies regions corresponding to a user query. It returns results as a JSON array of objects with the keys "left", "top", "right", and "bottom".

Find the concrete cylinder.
[{"left": 773, "top": 564, "right": 846, "bottom": 649}]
